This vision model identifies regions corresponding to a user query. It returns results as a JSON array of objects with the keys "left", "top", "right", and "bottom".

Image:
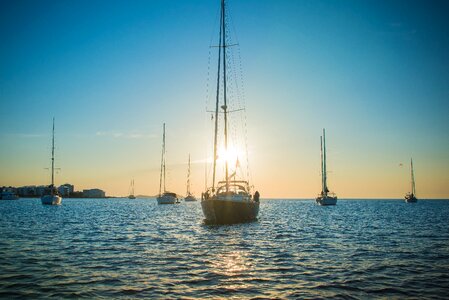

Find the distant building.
[
  {"left": 1, "top": 186, "right": 18, "bottom": 199},
  {"left": 82, "top": 189, "right": 106, "bottom": 198},
  {"left": 6, "top": 184, "right": 105, "bottom": 198},
  {"left": 15, "top": 185, "right": 51, "bottom": 197},
  {"left": 1, "top": 186, "right": 17, "bottom": 194},
  {"left": 58, "top": 184, "right": 74, "bottom": 197},
  {"left": 35, "top": 186, "right": 47, "bottom": 197},
  {"left": 17, "top": 186, "right": 36, "bottom": 197},
  {"left": 58, "top": 186, "right": 70, "bottom": 197}
]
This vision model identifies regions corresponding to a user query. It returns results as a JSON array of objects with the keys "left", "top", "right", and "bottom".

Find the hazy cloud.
[
  {"left": 2, "top": 133, "right": 44, "bottom": 138},
  {"left": 95, "top": 131, "right": 157, "bottom": 139}
]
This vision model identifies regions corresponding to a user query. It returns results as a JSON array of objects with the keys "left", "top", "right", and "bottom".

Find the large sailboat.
[
  {"left": 201, "top": 0, "right": 260, "bottom": 224},
  {"left": 157, "top": 123, "right": 178, "bottom": 204},
  {"left": 316, "top": 129, "right": 337, "bottom": 206},
  {"left": 405, "top": 158, "right": 417, "bottom": 203},
  {"left": 184, "top": 154, "right": 197, "bottom": 202},
  {"left": 41, "top": 117, "right": 62, "bottom": 205},
  {"left": 128, "top": 179, "right": 136, "bottom": 199}
]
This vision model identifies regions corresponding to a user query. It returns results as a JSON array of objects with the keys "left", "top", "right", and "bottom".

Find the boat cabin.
[{"left": 162, "top": 192, "right": 177, "bottom": 198}]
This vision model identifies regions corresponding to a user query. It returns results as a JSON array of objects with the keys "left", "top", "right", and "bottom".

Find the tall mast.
[
  {"left": 159, "top": 123, "right": 165, "bottom": 196},
  {"left": 187, "top": 154, "right": 191, "bottom": 195},
  {"left": 132, "top": 179, "right": 134, "bottom": 195},
  {"left": 51, "top": 117, "right": 55, "bottom": 187},
  {"left": 411, "top": 158, "right": 415, "bottom": 195},
  {"left": 222, "top": 0, "right": 229, "bottom": 192},
  {"left": 320, "top": 135, "right": 324, "bottom": 194},
  {"left": 163, "top": 124, "right": 166, "bottom": 193},
  {"left": 211, "top": 0, "right": 224, "bottom": 193},
  {"left": 323, "top": 128, "right": 327, "bottom": 195}
]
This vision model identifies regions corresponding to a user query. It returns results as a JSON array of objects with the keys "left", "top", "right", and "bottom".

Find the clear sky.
[{"left": 1, "top": 0, "right": 448, "bottom": 198}]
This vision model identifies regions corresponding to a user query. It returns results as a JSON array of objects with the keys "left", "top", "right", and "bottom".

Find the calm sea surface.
[{"left": 1, "top": 199, "right": 448, "bottom": 299}]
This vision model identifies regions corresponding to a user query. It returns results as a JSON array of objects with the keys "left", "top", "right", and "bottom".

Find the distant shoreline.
[
  {"left": 7, "top": 197, "right": 448, "bottom": 201},
  {"left": 253, "top": 198, "right": 449, "bottom": 201}
]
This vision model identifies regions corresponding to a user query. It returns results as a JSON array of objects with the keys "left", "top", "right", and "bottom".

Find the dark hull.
[
  {"left": 405, "top": 197, "right": 418, "bottom": 203},
  {"left": 405, "top": 193, "right": 417, "bottom": 203},
  {"left": 316, "top": 196, "right": 337, "bottom": 206},
  {"left": 201, "top": 199, "right": 259, "bottom": 224}
]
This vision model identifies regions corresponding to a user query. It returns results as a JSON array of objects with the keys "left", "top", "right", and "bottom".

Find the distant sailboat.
[
  {"left": 184, "top": 154, "right": 197, "bottom": 202},
  {"left": 316, "top": 129, "right": 337, "bottom": 206},
  {"left": 128, "top": 179, "right": 136, "bottom": 199},
  {"left": 405, "top": 158, "right": 418, "bottom": 203},
  {"left": 41, "top": 117, "right": 62, "bottom": 205},
  {"left": 201, "top": 0, "right": 260, "bottom": 224},
  {"left": 157, "top": 123, "right": 178, "bottom": 204}
]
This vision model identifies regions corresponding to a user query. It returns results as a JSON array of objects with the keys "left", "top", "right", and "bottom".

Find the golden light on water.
[{"left": 209, "top": 251, "right": 251, "bottom": 278}]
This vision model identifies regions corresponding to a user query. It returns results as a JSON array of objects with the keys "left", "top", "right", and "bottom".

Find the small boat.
[
  {"left": 184, "top": 195, "right": 196, "bottom": 202},
  {"left": 41, "top": 188, "right": 61, "bottom": 205},
  {"left": 405, "top": 158, "right": 418, "bottom": 203},
  {"left": 1, "top": 190, "right": 19, "bottom": 200},
  {"left": 128, "top": 179, "right": 136, "bottom": 199},
  {"left": 316, "top": 129, "right": 337, "bottom": 206},
  {"left": 41, "top": 117, "right": 62, "bottom": 205},
  {"left": 201, "top": 0, "right": 260, "bottom": 224},
  {"left": 158, "top": 192, "right": 178, "bottom": 204},
  {"left": 157, "top": 123, "right": 178, "bottom": 205},
  {"left": 184, "top": 154, "right": 197, "bottom": 202}
]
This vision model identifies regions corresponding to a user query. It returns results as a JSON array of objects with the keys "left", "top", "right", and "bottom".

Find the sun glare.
[{"left": 217, "top": 145, "right": 242, "bottom": 167}]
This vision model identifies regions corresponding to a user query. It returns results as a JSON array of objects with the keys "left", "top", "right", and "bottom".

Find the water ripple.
[{"left": 0, "top": 198, "right": 448, "bottom": 298}]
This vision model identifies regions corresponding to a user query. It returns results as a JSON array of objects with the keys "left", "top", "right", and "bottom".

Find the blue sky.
[{"left": 1, "top": 0, "right": 448, "bottom": 198}]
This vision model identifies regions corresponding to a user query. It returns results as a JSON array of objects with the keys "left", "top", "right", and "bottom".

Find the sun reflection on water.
[{"left": 211, "top": 251, "right": 249, "bottom": 275}]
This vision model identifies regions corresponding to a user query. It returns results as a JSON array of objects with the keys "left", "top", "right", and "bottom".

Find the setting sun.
[{"left": 217, "top": 145, "right": 242, "bottom": 168}]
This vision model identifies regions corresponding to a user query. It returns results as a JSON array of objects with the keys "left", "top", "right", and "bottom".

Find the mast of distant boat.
[
  {"left": 320, "top": 134, "right": 324, "bottom": 196},
  {"left": 411, "top": 158, "right": 415, "bottom": 196},
  {"left": 323, "top": 129, "right": 328, "bottom": 196},
  {"left": 159, "top": 123, "right": 166, "bottom": 196},
  {"left": 163, "top": 125, "right": 166, "bottom": 194},
  {"left": 187, "top": 154, "right": 191, "bottom": 196},
  {"left": 131, "top": 179, "right": 134, "bottom": 196},
  {"left": 51, "top": 117, "right": 55, "bottom": 188}
]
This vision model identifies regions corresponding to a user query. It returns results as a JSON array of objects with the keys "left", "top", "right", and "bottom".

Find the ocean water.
[{"left": 0, "top": 198, "right": 448, "bottom": 299}]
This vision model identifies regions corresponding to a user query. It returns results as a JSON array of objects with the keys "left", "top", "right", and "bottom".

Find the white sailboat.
[
  {"left": 41, "top": 117, "right": 62, "bottom": 205},
  {"left": 157, "top": 123, "right": 178, "bottom": 204},
  {"left": 316, "top": 128, "right": 337, "bottom": 206},
  {"left": 405, "top": 158, "right": 418, "bottom": 203},
  {"left": 201, "top": 0, "right": 260, "bottom": 224},
  {"left": 128, "top": 179, "right": 136, "bottom": 199},
  {"left": 184, "top": 154, "right": 197, "bottom": 202}
]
